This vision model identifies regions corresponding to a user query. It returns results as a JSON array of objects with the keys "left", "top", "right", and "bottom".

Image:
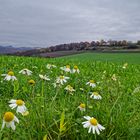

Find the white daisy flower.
[
  {"left": 1, "top": 112, "right": 19, "bottom": 130},
  {"left": 60, "top": 65, "right": 71, "bottom": 73},
  {"left": 46, "top": 64, "right": 56, "bottom": 69},
  {"left": 65, "top": 85, "right": 75, "bottom": 94},
  {"left": 86, "top": 80, "right": 96, "bottom": 88},
  {"left": 56, "top": 76, "right": 69, "bottom": 85},
  {"left": 19, "top": 68, "right": 32, "bottom": 75},
  {"left": 72, "top": 65, "right": 80, "bottom": 73},
  {"left": 89, "top": 92, "right": 102, "bottom": 100},
  {"left": 78, "top": 103, "right": 86, "bottom": 111},
  {"left": 2, "top": 71, "right": 17, "bottom": 81},
  {"left": 39, "top": 74, "right": 50, "bottom": 81},
  {"left": 9, "top": 99, "right": 27, "bottom": 114},
  {"left": 82, "top": 116, "right": 105, "bottom": 135}
]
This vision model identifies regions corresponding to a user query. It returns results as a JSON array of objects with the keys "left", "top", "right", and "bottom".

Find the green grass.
[
  {"left": 62, "top": 52, "right": 140, "bottom": 64},
  {"left": 0, "top": 53, "right": 140, "bottom": 140}
]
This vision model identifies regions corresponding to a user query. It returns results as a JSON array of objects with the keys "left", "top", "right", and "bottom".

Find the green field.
[
  {"left": 63, "top": 52, "right": 140, "bottom": 64},
  {"left": 0, "top": 53, "right": 140, "bottom": 140}
]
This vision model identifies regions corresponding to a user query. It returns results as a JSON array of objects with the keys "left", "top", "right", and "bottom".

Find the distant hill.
[
  {"left": 0, "top": 45, "right": 33, "bottom": 54},
  {"left": 11, "top": 41, "right": 140, "bottom": 57}
]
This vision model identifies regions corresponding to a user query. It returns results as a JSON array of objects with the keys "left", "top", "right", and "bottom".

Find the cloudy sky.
[{"left": 0, "top": 0, "right": 140, "bottom": 47}]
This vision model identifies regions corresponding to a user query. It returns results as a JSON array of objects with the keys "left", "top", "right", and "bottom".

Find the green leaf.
[
  {"left": 60, "top": 111, "right": 66, "bottom": 132},
  {"left": 43, "top": 134, "right": 47, "bottom": 140}
]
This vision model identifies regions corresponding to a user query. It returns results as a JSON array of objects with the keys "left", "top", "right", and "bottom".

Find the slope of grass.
[
  {"left": 0, "top": 54, "right": 140, "bottom": 140},
  {"left": 62, "top": 52, "right": 140, "bottom": 64}
]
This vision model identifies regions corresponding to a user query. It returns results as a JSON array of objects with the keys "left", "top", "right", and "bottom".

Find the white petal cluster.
[
  {"left": 9, "top": 99, "right": 27, "bottom": 114},
  {"left": 2, "top": 71, "right": 17, "bottom": 81},
  {"left": 46, "top": 64, "right": 56, "bottom": 69},
  {"left": 2, "top": 112, "right": 19, "bottom": 131},
  {"left": 86, "top": 80, "right": 96, "bottom": 88},
  {"left": 89, "top": 92, "right": 102, "bottom": 100},
  {"left": 60, "top": 65, "right": 71, "bottom": 73},
  {"left": 56, "top": 76, "right": 69, "bottom": 85},
  {"left": 65, "top": 85, "right": 75, "bottom": 94},
  {"left": 19, "top": 68, "right": 32, "bottom": 75},
  {"left": 78, "top": 103, "right": 86, "bottom": 111},
  {"left": 39, "top": 74, "right": 50, "bottom": 81},
  {"left": 82, "top": 116, "right": 105, "bottom": 135},
  {"left": 72, "top": 66, "right": 80, "bottom": 73}
]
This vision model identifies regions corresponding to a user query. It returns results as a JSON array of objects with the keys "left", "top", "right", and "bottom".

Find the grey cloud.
[{"left": 0, "top": 0, "right": 140, "bottom": 47}]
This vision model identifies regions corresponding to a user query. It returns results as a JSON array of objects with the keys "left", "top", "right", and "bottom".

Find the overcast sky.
[{"left": 0, "top": 0, "right": 140, "bottom": 47}]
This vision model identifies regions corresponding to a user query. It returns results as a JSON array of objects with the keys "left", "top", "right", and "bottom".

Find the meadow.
[{"left": 0, "top": 53, "right": 140, "bottom": 140}]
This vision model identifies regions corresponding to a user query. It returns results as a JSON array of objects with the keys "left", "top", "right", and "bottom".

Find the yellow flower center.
[
  {"left": 90, "top": 118, "right": 98, "bottom": 126},
  {"left": 74, "top": 66, "right": 78, "bottom": 70},
  {"left": 16, "top": 100, "right": 24, "bottom": 106},
  {"left": 90, "top": 80, "right": 95, "bottom": 83},
  {"left": 66, "top": 65, "right": 70, "bottom": 68},
  {"left": 4, "top": 112, "right": 14, "bottom": 122},
  {"left": 8, "top": 71, "right": 14, "bottom": 76},
  {"left": 28, "top": 79, "right": 35, "bottom": 85},
  {"left": 60, "top": 76, "right": 64, "bottom": 79},
  {"left": 93, "top": 92, "right": 99, "bottom": 96},
  {"left": 80, "top": 103, "right": 85, "bottom": 108}
]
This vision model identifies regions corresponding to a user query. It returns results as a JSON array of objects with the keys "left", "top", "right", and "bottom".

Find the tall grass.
[{"left": 0, "top": 53, "right": 140, "bottom": 140}]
